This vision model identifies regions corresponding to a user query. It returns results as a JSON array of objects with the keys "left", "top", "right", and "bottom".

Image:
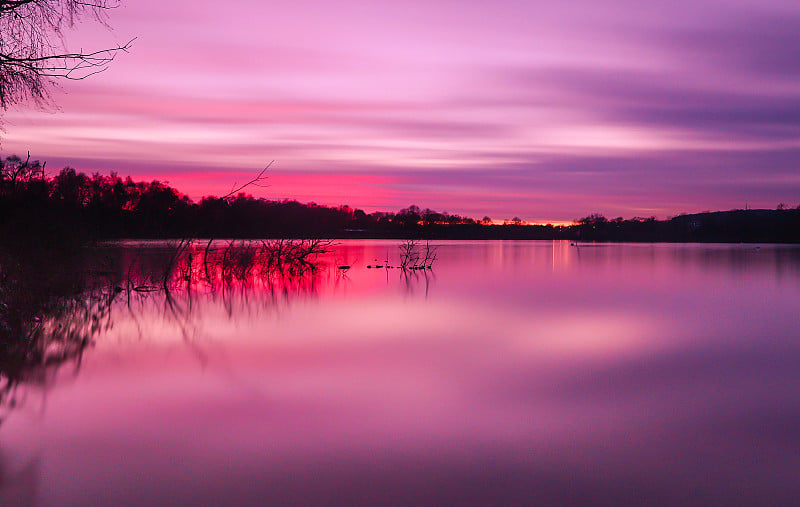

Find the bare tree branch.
[
  {"left": 0, "top": 0, "right": 130, "bottom": 110},
  {"left": 221, "top": 160, "right": 273, "bottom": 200}
]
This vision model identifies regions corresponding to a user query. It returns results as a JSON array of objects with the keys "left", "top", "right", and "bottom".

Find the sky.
[{"left": 2, "top": 0, "right": 799, "bottom": 222}]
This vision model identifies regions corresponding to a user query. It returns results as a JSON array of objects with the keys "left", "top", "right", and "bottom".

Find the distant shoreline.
[{"left": 2, "top": 163, "right": 799, "bottom": 245}]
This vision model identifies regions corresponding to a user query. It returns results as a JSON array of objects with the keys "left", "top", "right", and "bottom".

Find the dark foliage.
[
  {"left": 1, "top": 157, "right": 798, "bottom": 243},
  {"left": 0, "top": 159, "right": 563, "bottom": 241},
  {"left": 574, "top": 210, "right": 800, "bottom": 243}
]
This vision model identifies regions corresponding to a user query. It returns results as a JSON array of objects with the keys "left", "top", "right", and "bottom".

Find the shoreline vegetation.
[{"left": 1, "top": 156, "right": 799, "bottom": 245}]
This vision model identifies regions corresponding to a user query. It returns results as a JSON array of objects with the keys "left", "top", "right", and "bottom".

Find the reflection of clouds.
[
  {"left": 514, "top": 313, "right": 653, "bottom": 356},
  {"left": 2, "top": 241, "right": 800, "bottom": 504},
  {"left": 19, "top": 290, "right": 800, "bottom": 504},
  {"left": 0, "top": 449, "right": 38, "bottom": 506}
]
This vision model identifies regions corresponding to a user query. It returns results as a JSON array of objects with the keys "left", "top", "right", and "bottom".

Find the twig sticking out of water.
[
  {"left": 421, "top": 241, "right": 438, "bottom": 269},
  {"left": 398, "top": 240, "right": 438, "bottom": 270},
  {"left": 399, "top": 240, "right": 419, "bottom": 270}
]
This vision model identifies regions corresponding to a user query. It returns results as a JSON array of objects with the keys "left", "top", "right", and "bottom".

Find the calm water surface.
[{"left": 2, "top": 240, "right": 800, "bottom": 504}]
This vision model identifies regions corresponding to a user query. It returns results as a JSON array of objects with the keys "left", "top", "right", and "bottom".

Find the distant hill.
[{"left": 573, "top": 209, "right": 800, "bottom": 243}]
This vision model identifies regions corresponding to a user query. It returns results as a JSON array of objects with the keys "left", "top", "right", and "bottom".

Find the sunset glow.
[{"left": 2, "top": 0, "right": 798, "bottom": 221}]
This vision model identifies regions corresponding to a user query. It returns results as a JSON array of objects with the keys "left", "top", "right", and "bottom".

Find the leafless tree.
[
  {"left": 398, "top": 239, "right": 438, "bottom": 270},
  {"left": 0, "top": 0, "right": 133, "bottom": 110},
  {"left": 421, "top": 241, "right": 437, "bottom": 268},
  {"left": 398, "top": 239, "right": 420, "bottom": 270}
]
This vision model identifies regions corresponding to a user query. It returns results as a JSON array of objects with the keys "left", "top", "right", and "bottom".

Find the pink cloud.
[{"left": 2, "top": 0, "right": 798, "bottom": 220}]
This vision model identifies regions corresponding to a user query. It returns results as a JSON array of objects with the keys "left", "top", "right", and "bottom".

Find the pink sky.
[{"left": 2, "top": 0, "right": 799, "bottom": 222}]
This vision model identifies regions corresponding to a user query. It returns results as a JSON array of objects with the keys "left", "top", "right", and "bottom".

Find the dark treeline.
[
  {"left": 1, "top": 155, "right": 799, "bottom": 243},
  {"left": 0, "top": 156, "right": 565, "bottom": 242},
  {"left": 574, "top": 211, "right": 800, "bottom": 243}
]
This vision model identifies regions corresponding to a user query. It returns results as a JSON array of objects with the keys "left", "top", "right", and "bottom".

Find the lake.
[{"left": 2, "top": 240, "right": 800, "bottom": 504}]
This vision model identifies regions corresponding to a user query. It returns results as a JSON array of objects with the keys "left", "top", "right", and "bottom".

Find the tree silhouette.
[{"left": 0, "top": 0, "right": 132, "bottom": 110}]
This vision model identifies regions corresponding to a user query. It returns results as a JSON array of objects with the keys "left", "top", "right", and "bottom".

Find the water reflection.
[
  {"left": 0, "top": 247, "right": 111, "bottom": 423},
  {"left": 1, "top": 241, "right": 800, "bottom": 504},
  {"left": 0, "top": 241, "right": 339, "bottom": 412}
]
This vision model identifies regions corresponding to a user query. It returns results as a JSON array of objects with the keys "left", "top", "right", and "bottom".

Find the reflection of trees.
[
  {"left": 161, "top": 239, "right": 332, "bottom": 302},
  {"left": 0, "top": 240, "right": 332, "bottom": 421},
  {"left": 0, "top": 246, "right": 117, "bottom": 423},
  {"left": 399, "top": 263, "right": 435, "bottom": 299}
]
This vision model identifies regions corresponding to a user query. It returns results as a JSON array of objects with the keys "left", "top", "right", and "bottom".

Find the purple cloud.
[{"left": 1, "top": 0, "right": 798, "bottom": 220}]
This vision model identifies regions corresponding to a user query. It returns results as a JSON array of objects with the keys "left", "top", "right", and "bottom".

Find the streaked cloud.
[{"left": 2, "top": 0, "right": 798, "bottom": 220}]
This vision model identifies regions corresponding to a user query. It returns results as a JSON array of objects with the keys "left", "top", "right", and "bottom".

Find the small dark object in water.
[
  {"left": 367, "top": 265, "right": 373, "bottom": 269},
  {"left": 337, "top": 265, "right": 351, "bottom": 270},
  {"left": 133, "top": 285, "right": 159, "bottom": 292}
]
